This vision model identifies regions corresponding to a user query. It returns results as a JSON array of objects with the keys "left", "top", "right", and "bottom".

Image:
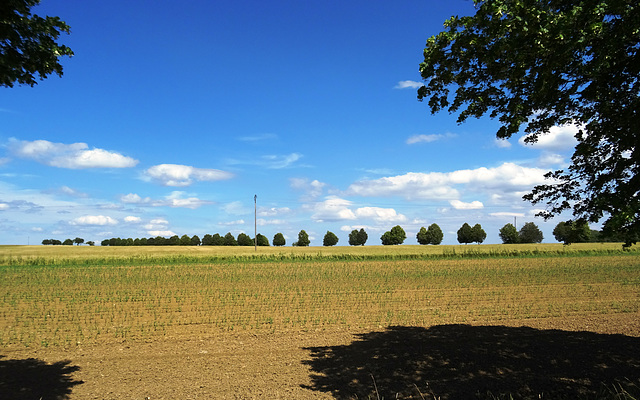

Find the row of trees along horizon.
[{"left": 41, "top": 220, "right": 621, "bottom": 247}]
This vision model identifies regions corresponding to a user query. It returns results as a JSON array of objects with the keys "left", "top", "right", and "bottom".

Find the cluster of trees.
[
  {"left": 42, "top": 238, "right": 94, "bottom": 246},
  {"left": 100, "top": 233, "right": 274, "bottom": 247},
  {"left": 49, "top": 220, "right": 623, "bottom": 248},
  {"left": 498, "top": 223, "right": 544, "bottom": 244}
]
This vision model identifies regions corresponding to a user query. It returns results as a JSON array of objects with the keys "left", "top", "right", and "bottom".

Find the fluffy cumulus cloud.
[
  {"left": 347, "top": 162, "right": 549, "bottom": 202},
  {"left": 449, "top": 200, "right": 484, "bottom": 210},
  {"left": 311, "top": 196, "right": 407, "bottom": 223},
  {"left": 144, "top": 164, "right": 233, "bottom": 187},
  {"left": 9, "top": 139, "right": 138, "bottom": 169},
  {"left": 124, "top": 216, "right": 142, "bottom": 223},
  {"left": 394, "top": 80, "right": 423, "bottom": 89},
  {"left": 70, "top": 215, "right": 118, "bottom": 226},
  {"left": 519, "top": 124, "right": 579, "bottom": 151}
]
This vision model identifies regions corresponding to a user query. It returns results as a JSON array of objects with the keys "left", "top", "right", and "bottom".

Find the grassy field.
[{"left": 1, "top": 244, "right": 638, "bottom": 348}]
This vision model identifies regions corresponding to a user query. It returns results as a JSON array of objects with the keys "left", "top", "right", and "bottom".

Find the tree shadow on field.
[
  {"left": 0, "top": 356, "right": 83, "bottom": 400},
  {"left": 302, "top": 325, "right": 640, "bottom": 399}
]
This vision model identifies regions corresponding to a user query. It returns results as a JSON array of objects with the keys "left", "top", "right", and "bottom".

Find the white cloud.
[
  {"left": 538, "top": 152, "right": 566, "bottom": 167},
  {"left": 449, "top": 200, "right": 484, "bottom": 210},
  {"left": 257, "top": 207, "right": 291, "bottom": 217},
  {"left": 145, "top": 164, "right": 233, "bottom": 187},
  {"left": 519, "top": 124, "right": 579, "bottom": 151},
  {"left": 219, "top": 219, "right": 245, "bottom": 226},
  {"left": 406, "top": 133, "right": 455, "bottom": 145},
  {"left": 150, "top": 218, "right": 168, "bottom": 225},
  {"left": 347, "top": 162, "right": 548, "bottom": 202},
  {"left": 120, "top": 192, "right": 211, "bottom": 209},
  {"left": 489, "top": 212, "right": 525, "bottom": 218},
  {"left": 147, "top": 230, "right": 176, "bottom": 237},
  {"left": 262, "top": 153, "right": 302, "bottom": 169},
  {"left": 354, "top": 206, "right": 407, "bottom": 222},
  {"left": 9, "top": 139, "right": 138, "bottom": 169},
  {"left": 124, "top": 216, "right": 142, "bottom": 223},
  {"left": 311, "top": 197, "right": 356, "bottom": 222},
  {"left": 290, "top": 178, "right": 326, "bottom": 199},
  {"left": 257, "top": 218, "right": 288, "bottom": 226},
  {"left": 311, "top": 197, "right": 407, "bottom": 223},
  {"left": 70, "top": 215, "right": 118, "bottom": 226},
  {"left": 494, "top": 138, "right": 512, "bottom": 148},
  {"left": 394, "top": 80, "right": 423, "bottom": 89}
]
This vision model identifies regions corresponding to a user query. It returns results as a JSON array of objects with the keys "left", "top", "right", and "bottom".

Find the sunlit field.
[{"left": 1, "top": 244, "right": 638, "bottom": 348}]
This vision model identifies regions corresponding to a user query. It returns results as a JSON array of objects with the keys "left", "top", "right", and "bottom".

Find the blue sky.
[{"left": 0, "top": 0, "right": 579, "bottom": 246}]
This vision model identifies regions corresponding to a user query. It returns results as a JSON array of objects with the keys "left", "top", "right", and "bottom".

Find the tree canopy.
[
  {"left": 381, "top": 225, "right": 406, "bottom": 245},
  {"left": 295, "top": 230, "right": 310, "bottom": 247},
  {"left": 323, "top": 231, "right": 339, "bottom": 246},
  {"left": 1, "top": 0, "right": 74, "bottom": 87},
  {"left": 348, "top": 228, "right": 368, "bottom": 246},
  {"left": 499, "top": 223, "right": 519, "bottom": 244},
  {"left": 519, "top": 222, "right": 544, "bottom": 243},
  {"left": 273, "top": 232, "right": 286, "bottom": 246},
  {"left": 418, "top": 0, "right": 640, "bottom": 247}
]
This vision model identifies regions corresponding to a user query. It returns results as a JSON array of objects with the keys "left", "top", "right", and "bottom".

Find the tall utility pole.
[{"left": 254, "top": 194, "right": 257, "bottom": 251}]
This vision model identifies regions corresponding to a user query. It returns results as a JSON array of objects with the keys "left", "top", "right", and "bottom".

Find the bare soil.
[{"left": 2, "top": 312, "right": 639, "bottom": 399}]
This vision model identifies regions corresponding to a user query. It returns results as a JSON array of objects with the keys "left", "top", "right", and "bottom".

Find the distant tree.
[
  {"left": 553, "top": 220, "right": 591, "bottom": 245},
  {"left": 191, "top": 235, "right": 201, "bottom": 246},
  {"left": 101, "top": 239, "right": 109, "bottom": 246},
  {"left": 323, "top": 231, "right": 339, "bottom": 246},
  {"left": 224, "top": 232, "right": 238, "bottom": 246},
  {"left": 499, "top": 223, "right": 519, "bottom": 244},
  {"left": 416, "top": 227, "right": 429, "bottom": 245},
  {"left": 167, "top": 235, "right": 178, "bottom": 245},
  {"left": 201, "top": 234, "right": 213, "bottom": 246},
  {"left": 519, "top": 222, "right": 544, "bottom": 244},
  {"left": 237, "top": 233, "right": 253, "bottom": 246},
  {"left": 42, "top": 239, "right": 51, "bottom": 245},
  {"left": 426, "top": 223, "right": 444, "bottom": 245},
  {"left": 73, "top": 237, "right": 84, "bottom": 245},
  {"left": 62, "top": 238, "right": 73, "bottom": 245},
  {"left": 296, "top": 230, "right": 310, "bottom": 247},
  {"left": 211, "top": 233, "right": 225, "bottom": 246},
  {"left": 348, "top": 229, "right": 359, "bottom": 246},
  {"left": 256, "top": 233, "right": 269, "bottom": 246},
  {"left": 348, "top": 229, "right": 368, "bottom": 246},
  {"left": 125, "top": 238, "right": 134, "bottom": 246},
  {"left": 177, "top": 234, "right": 189, "bottom": 246},
  {"left": 457, "top": 223, "right": 474, "bottom": 244},
  {"left": 139, "top": 238, "right": 147, "bottom": 246},
  {"left": 357, "top": 228, "right": 368, "bottom": 246},
  {"left": 1, "top": 0, "right": 74, "bottom": 88},
  {"left": 273, "top": 232, "right": 286, "bottom": 246},
  {"left": 381, "top": 225, "right": 406, "bottom": 245},
  {"left": 86, "top": 241, "right": 95, "bottom": 246},
  {"left": 471, "top": 224, "right": 487, "bottom": 244}
]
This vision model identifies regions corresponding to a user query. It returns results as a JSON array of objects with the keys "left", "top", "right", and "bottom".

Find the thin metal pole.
[{"left": 254, "top": 194, "right": 257, "bottom": 251}]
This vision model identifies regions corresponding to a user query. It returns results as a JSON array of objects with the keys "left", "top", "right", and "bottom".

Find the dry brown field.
[{"left": 1, "top": 244, "right": 639, "bottom": 399}]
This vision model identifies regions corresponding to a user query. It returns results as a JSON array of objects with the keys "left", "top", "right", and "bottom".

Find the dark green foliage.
[
  {"left": 179, "top": 234, "right": 191, "bottom": 246},
  {"left": 419, "top": 0, "right": 640, "bottom": 247},
  {"left": 418, "top": 224, "right": 444, "bottom": 245},
  {"left": 190, "top": 235, "right": 201, "bottom": 246},
  {"left": 457, "top": 223, "right": 473, "bottom": 244},
  {"left": 499, "top": 223, "right": 519, "bottom": 244},
  {"left": 381, "top": 225, "right": 406, "bottom": 245},
  {"left": 519, "top": 222, "right": 544, "bottom": 244},
  {"left": 471, "top": 224, "right": 487, "bottom": 244},
  {"left": 256, "top": 233, "right": 269, "bottom": 246},
  {"left": 62, "top": 238, "right": 73, "bottom": 245},
  {"left": 224, "top": 232, "right": 237, "bottom": 246},
  {"left": 73, "top": 237, "right": 84, "bottom": 245},
  {"left": 237, "top": 233, "right": 253, "bottom": 246},
  {"left": 553, "top": 220, "right": 591, "bottom": 244},
  {"left": 323, "top": 231, "right": 339, "bottom": 246},
  {"left": 273, "top": 232, "right": 286, "bottom": 246},
  {"left": 211, "top": 233, "right": 225, "bottom": 246},
  {"left": 201, "top": 234, "right": 213, "bottom": 246},
  {"left": 349, "top": 228, "right": 368, "bottom": 246},
  {"left": 296, "top": 230, "right": 310, "bottom": 247},
  {"left": 1, "top": 0, "right": 74, "bottom": 87}
]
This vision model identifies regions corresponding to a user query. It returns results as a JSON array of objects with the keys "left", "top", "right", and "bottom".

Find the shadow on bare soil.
[
  {"left": 302, "top": 325, "right": 640, "bottom": 399},
  {"left": 0, "top": 356, "right": 83, "bottom": 400}
]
